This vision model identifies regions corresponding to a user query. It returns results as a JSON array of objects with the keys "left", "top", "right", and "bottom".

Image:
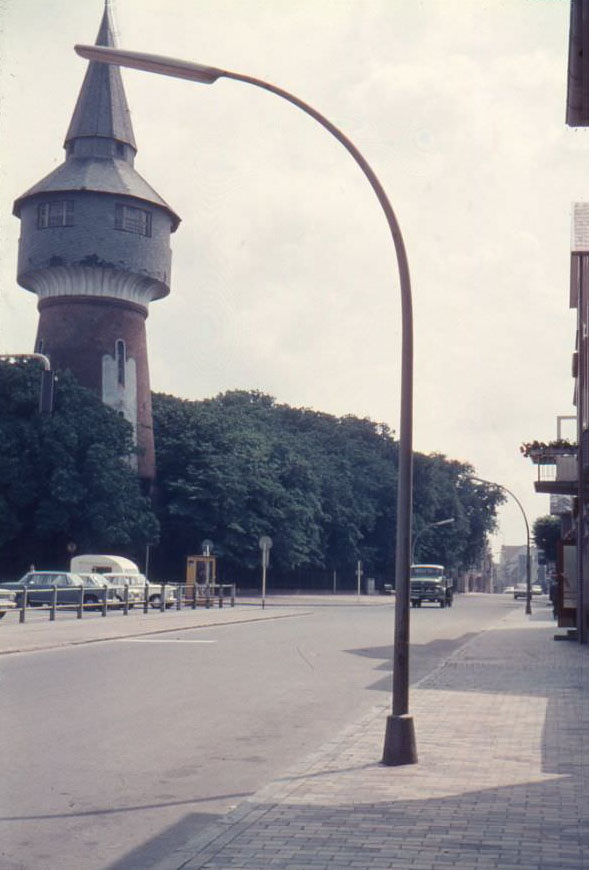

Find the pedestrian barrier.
[
  {"left": 5, "top": 581, "right": 237, "bottom": 623},
  {"left": 177, "top": 583, "right": 236, "bottom": 609}
]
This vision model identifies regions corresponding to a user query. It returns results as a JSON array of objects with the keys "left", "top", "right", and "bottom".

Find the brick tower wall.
[{"left": 36, "top": 295, "right": 156, "bottom": 481}]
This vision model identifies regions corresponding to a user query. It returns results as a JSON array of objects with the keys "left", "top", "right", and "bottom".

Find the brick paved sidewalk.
[{"left": 152, "top": 606, "right": 588, "bottom": 870}]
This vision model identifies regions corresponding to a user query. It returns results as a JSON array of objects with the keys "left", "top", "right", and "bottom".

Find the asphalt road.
[{"left": 1, "top": 594, "right": 523, "bottom": 870}]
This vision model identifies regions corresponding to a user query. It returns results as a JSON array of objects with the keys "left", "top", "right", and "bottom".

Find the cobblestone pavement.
[{"left": 151, "top": 606, "right": 588, "bottom": 870}]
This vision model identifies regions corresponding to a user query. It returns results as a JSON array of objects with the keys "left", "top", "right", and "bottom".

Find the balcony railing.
[{"left": 527, "top": 447, "right": 578, "bottom": 495}]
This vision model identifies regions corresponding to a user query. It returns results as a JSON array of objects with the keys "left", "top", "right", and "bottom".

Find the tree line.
[{"left": 0, "top": 361, "right": 504, "bottom": 585}]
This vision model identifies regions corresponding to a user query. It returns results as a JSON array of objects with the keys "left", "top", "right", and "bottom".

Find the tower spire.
[{"left": 65, "top": 0, "right": 136, "bottom": 154}]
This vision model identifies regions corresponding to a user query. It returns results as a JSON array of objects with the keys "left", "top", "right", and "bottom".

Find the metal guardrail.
[
  {"left": 3, "top": 581, "right": 237, "bottom": 623},
  {"left": 177, "top": 583, "right": 236, "bottom": 610}
]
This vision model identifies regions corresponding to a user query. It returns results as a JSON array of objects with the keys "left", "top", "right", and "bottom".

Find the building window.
[
  {"left": 115, "top": 203, "right": 152, "bottom": 237},
  {"left": 116, "top": 339, "right": 126, "bottom": 387},
  {"left": 37, "top": 200, "right": 74, "bottom": 229}
]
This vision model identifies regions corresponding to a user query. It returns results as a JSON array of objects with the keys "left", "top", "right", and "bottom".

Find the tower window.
[
  {"left": 116, "top": 339, "right": 126, "bottom": 387},
  {"left": 115, "top": 204, "right": 152, "bottom": 237},
  {"left": 37, "top": 200, "right": 74, "bottom": 229}
]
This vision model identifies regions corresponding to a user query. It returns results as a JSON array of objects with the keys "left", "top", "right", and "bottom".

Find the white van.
[
  {"left": 70, "top": 555, "right": 177, "bottom": 608},
  {"left": 70, "top": 555, "right": 140, "bottom": 575}
]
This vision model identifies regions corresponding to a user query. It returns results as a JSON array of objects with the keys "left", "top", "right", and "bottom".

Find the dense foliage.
[
  {"left": 532, "top": 515, "right": 561, "bottom": 563},
  {"left": 0, "top": 360, "right": 158, "bottom": 579},
  {"left": 151, "top": 390, "right": 504, "bottom": 584},
  {"left": 0, "top": 366, "right": 504, "bottom": 585}
]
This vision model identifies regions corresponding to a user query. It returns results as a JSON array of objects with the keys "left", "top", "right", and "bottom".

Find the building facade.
[
  {"left": 523, "top": 1, "right": 589, "bottom": 643},
  {"left": 13, "top": 3, "right": 180, "bottom": 485}
]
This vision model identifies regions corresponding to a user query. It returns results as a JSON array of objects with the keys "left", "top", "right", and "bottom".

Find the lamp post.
[
  {"left": 259, "top": 536, "right": 273, "bottom": 609},
  {"left": 411, "top": 517, "right": 455, "bottom": 564},
  {"left": 471, "top": 477, "right": 532, "bottom": 615},
  {"left": 75, "top": 43, "right": 416, "bottom": 765},
  {"left": 0, "top": 353, "right": 55, "bottom": 414}
]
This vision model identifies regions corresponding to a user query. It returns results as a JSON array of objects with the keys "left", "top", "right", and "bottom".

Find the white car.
[
  {"left": 0, "top": 587, "right": 18, "bottom": 619},
  {"left": 105, "top": 573, "right": 178, "bottom": 608}
]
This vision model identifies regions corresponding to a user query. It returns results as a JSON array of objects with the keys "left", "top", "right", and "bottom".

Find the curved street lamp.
[
  {"left": 411, "top": 517, "right": 455, "bottom": 564},
  {"left": 74, "top": 43, "right": 416, "bottom": 765},
  {"left": 471, "top": 477, "right": 532, "bottom": 615}
]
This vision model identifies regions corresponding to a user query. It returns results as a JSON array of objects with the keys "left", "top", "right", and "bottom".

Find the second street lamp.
[
  {"left": 471, "top": 477, "right": 532, "bottom": 615},
  {"left": 411, "top": 517, "right": 455, "bottom": 564},
  {"left": 74, "top": 42, "right": 417, "bottom": 765}
]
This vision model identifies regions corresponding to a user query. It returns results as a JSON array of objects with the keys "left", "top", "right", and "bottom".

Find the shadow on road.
[{"left": 345, "top": 632, "right": 479, "bottom": 691}]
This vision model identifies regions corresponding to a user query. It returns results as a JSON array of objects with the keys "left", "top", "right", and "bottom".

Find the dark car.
[{"left": 4, "top": 571, "right": 124, "bottom": 608}]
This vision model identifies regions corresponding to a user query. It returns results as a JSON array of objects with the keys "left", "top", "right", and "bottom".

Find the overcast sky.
[{"left": 0, "top": 0, "right": 581, "bottom": 554}]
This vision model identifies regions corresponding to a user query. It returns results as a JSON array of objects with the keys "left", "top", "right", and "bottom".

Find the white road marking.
[{"left": 117, "top": 638, "right": 217, "bottom": 643}]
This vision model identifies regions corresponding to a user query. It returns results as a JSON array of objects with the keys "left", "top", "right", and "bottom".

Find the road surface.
[{"left": 0, "top": 594, "right": 521, "bottom": 870}]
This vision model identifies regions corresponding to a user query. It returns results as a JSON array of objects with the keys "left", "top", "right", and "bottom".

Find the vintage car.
[
  {"left": 103, "top": 573, "right": 178, "bottom": 608},
  {"left": 0, "top": 586, "right": 18, "bottom": 619},
  {"left": 3, "top": 571, "right": 124, "bottom": 608},
  {"left": 410, "top": 564, "right": 453, "bottom": 608},
  {"left": 70, "top": 556, "right": 177, "bottom": 608}
]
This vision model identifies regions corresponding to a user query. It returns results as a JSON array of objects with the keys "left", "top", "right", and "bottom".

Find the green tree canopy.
[
  {"left": 0, "top": 371, "right": 504, "bottom": 586},
  {"left": 532, "top": 515, "right": 561, "bottom": 563},
  {"left": 152, "top": 389, "right": 502, "bottom": 583},
  {"left": 0, "top": 360, "right": 158, "bottom": 578}
]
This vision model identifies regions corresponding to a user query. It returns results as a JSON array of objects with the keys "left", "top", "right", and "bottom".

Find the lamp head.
[{"left": 74, "top": 44, "right": 224, "bottom": 84}]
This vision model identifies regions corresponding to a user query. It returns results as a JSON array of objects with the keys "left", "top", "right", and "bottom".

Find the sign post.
[{"left": 259, "top": 536, "right": 273, "bottom": 609}]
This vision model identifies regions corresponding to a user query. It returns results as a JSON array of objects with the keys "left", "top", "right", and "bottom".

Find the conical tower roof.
[
  {"left": 13, "top": 1, "right": 180, "bottom": 230},
  {"left": 65, "top": 2, "right": 136, "bottom": 151}
]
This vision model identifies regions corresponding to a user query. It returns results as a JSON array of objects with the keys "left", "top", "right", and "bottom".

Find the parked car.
[
  {"left": 513, "top": 583, "right": 528, "bottom": 600},
  {"left": 0, "top": 587, "right": 18, "bottom": 619},
  {"left": 103, "top": 573, "right": 178, "bottom": 608},
  {"left": 76, "top": 573, "right": 126, "bottom": 607},
  {"left": 503, "top": 586, "right": 515, "bottom": 594},
  {"left": 3, "top": 571, "right": 124, "bottom": 608},
  {"left": 532, "top": 584, "right": 543, "bottom": 596}
]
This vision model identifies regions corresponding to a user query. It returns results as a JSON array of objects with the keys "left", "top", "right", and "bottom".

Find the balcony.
[{"left": 524, "top": 444, "right": 578, "bottom": 495}]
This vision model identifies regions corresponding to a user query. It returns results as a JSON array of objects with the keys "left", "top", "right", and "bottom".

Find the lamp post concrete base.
[{"left": 382, "top": 714, "right": 418, "bottom": 766}]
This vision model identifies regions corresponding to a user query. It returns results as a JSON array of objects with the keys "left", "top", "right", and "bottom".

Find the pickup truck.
[{"left": 410, "top": 564, "right": 453, "bottom": 608}]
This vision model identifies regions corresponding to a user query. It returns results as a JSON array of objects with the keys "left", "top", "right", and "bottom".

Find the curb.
[{"left": 0, "top": 609, "right": 313, "bottom": 657}]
